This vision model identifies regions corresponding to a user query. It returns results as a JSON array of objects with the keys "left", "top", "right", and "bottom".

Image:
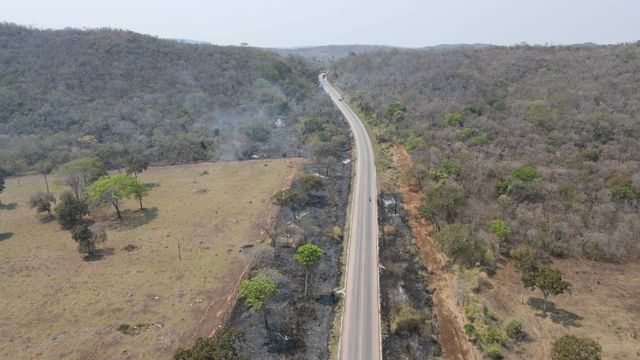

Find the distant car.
[{"left": 339, "top": 98, "right": 343, "bottom": 101}]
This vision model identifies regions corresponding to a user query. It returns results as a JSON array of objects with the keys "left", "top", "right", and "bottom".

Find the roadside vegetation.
[{"left": 333, "top": 43, "right": 640, "bottom": 358}]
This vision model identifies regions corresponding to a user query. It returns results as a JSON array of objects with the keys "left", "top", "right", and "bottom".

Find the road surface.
[{"left": 320, "top": 73, "right": 381, "bottom": 360}]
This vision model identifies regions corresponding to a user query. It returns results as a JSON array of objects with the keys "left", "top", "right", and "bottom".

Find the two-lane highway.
[{"left": 320, "top": 74, "right": 381, "bottom": 360}]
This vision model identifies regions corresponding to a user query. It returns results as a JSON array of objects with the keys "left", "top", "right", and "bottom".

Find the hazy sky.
[{"left": 2, "top": 0, "right": 639, "bottom": 47}]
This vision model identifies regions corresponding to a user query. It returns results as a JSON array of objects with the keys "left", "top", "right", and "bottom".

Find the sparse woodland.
[
  {"left": 333, "top": 44, "right": 640, "bottom": 262},
  {"left": 333, "top": 43, "right": 640, "bottom": 358},
  {"left": 0, "top": 23, "right": 319, "bottom": 174}
]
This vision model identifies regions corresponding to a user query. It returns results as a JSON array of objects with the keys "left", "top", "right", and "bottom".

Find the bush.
[
  {"left": 551, "top": 335, "right": 601, "bottom": 360},
  {"left": 489, "top": 219, "right": 511, "bottom": 241},
  {"left": 440, "top": 160, "right": 462, "bottom": 178},
  {"left": 390, "top": 303, "right": 423, "bottom": 335},
  {"left": 511, "top": 166, "right": 542, "bottom": 182},
  {"left": 443, "top": 112, "right": 464, "bottom": 127},
  {"left": 434, "top": 224, "right": 488, "bottom": 268},
  {"left": 471, "top": 134, "right": 489, "bottom": 145},
  {"left": 404, "top": 133, "right": 424, "bottom": 151},
  {"left": 503, "top": 317, "right": 524, "bottom": 340},
  {"left": 55, "top": 191, "right": 89, "bottom": 229},
  {"left": 612, "top": 185, "right": 635, "bottom": 200},
  {"left": 488, "top": 99, "right": 506, "bottom": 111},
  {"left": 457, "top": 128, "right": 473, "bottom": 140},
  {"left": 483, "top": 343, "right": 504, "bottom": 359},
  {"left": 497, "top": 180, "right": 510, "bottom": 196},
  {"left": 173, "top": 327, "right": 246, "bottom": 360},
  {"left": 419, "top": 182, "right": 467, "bottom": 225}
]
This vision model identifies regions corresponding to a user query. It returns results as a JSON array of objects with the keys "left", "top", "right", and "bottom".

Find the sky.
[{"left": 2, "top": 0, "right": 639, "bottom": 48}]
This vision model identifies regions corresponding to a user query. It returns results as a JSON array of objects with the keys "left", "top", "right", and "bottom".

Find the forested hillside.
[
  {"left": 0, "top": 23, "right": 319, "bottom": 174},
  {"left": 333, "top": 43, "right": 640, "bottom": 261}
]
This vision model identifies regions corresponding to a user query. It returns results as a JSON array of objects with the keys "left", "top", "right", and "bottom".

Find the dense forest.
[
  {"left": 0, "top": 23, "right": 320, "bottom": 174},
  {"left": 332, "top": 43, "right": 640, "bottom": 262}
]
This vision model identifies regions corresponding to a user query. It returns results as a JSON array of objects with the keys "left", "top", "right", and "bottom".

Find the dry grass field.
[
  {"left": 483, "top": 259, "right": 640, "bottom": 359},
  {"left": 0, "top": 159, "right": 300, "bottom": 359}
]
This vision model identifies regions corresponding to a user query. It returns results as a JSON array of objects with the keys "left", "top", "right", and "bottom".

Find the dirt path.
[{"left": 393, "top": 145, "right": 478, "bottom": 360}]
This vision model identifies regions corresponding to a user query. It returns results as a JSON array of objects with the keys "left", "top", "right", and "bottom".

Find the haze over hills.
[{"left": 0, "top": 23, "right": 321, "bottom": 174}]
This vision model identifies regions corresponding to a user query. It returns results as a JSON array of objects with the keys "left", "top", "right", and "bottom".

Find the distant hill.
[
  {"left": 0, "top": 23, "right": 320, "bottom": 174},
  {"left": 271, "top": 43, "right": 493, "bottom": 63}
]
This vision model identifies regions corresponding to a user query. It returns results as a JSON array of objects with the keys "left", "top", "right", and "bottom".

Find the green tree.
[
  {"left": 419, "top": 182, "right": 467, "bottom": 227},
  {"left": 54, "top": 157, "right": 107, "bottom": 199},
  {"left": 88, "top": 175, "right": 141, "bottom": 219},
  {"left": 29, "top": 191, "right": 56, "bottom": 217},
  {"left": 387, "top": 101, "right": 407, "bottom": 121},
  {"left": 441, "top": 160, "right": 462, "bottom": 178},
  {"left": 511, "top": 244, "right": 539, "bottom": 304},
  {"left": 404, "top": 133, "right": 424, "bottom": 151},
  {"left": 443, "top": 112, "right": 463, "bottom": 127},
  {"left": 551, "top": 335, "right": 601, "bottom": 360},
  {"left": 272, "top": 190, "right": 307, "bottom": 219},
  {"left": 72, "top": 225, "right": 107, "bottom": 255},
  {"left": 489, "top": 219, "right": 511, "bottom": 245},
  {"left": 293, "top": 243, "right": 324, "bottom": 296},
  {"left": 55, "top": 191, "right": 89, "bottom": 228},
  {"left": 239, "top": 275, "right": 278, "bottom": 309},
  {"left": 298, "top": 174, "right": 325, "bottom": 197},
  {"left": 128, "top": 180, "right": 149, "bottom": 209},
  {"left": 124, "top": 154, "right": 149, "bottom": 178},
  {"left": 533, "top": 267, "right": 571, "bottom": 313},
  {"left": 434, "top": 223, "right": 487, "bottom": 268},
  {"left": 511, "top": 166, "right": 541, "bottom": 182},
  {"left": 612, "top": 185, "right": 635, "bottom": 200},
  {"left": 173, "top": 327, "right": 246, "bottom": 360}
]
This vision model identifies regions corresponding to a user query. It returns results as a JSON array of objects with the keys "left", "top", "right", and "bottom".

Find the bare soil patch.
[{"left": 393, "top": 144, "right": 478, "bottom": 360}]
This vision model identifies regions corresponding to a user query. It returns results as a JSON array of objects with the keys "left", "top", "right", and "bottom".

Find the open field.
[
  {"left": 484, "top": 259, "right": 640, "bottom": 359},
  {"left": 0, "top": 159, "right": 300, "bottom": 359}
]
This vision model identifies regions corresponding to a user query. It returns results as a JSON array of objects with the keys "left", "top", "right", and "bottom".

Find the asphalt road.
[{"left": 320, "top": 74, "right": 381, "bottom": 360}]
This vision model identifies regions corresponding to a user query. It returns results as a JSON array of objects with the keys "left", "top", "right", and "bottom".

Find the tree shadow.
[
  {"left": 108, "top": 207, "right": 159, "bottom": 231},
  {"left": 528, "top": 297, "right": 583, "bottom": 327},
  {"left": 0, "top": 232, "right": 14, "bottom": 241},
  {"left": 0, "top": 203, "right": 17, "bottom": 210},
  {"left": 83, "top": 247, "right": 115, "bottom": 262},
  {"left": 144, "top": 183, "right": 161, "bottom": 189},
  {"left": 38, "top": 216, "right": 56, "bottom": 224}
]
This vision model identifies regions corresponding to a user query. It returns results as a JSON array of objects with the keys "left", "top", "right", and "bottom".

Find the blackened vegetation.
[
  {"left": 227, "top": 98, "right": 353, "bottom": 359},
  {"left": 378, "top": 192, "right": 441, "bottom": 358}
]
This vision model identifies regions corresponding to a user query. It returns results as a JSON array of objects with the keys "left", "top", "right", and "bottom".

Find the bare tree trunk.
[
  {"left": 521, "top": 285, "right": 526, "bottom": 304},
  {"left": 304, "top": 270, "right": 309, "bottom": 297},
  {"left": 43, "top": 173, "right": 50, "bottom": 194},
  {"left": 138, "top": 197, "right": 143, "bottom": 210},
  {"left": 543, "top": 293, "right": 548, "bottom": 314},
  {"left": 112, "top": 201, "right": 122, "bottom": 219}
]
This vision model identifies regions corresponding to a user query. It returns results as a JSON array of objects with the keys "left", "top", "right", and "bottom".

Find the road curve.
[{"left": 320, "top": 74, "right": 381, "bottom": 360}]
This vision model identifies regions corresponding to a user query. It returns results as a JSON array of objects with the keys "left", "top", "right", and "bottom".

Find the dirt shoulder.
[{"left": 393, "top": 144, "right": 478, "bottom": 360}]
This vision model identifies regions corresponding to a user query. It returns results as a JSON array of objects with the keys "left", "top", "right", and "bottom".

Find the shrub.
[
  {"left": 511, "top": 166, "right": 542, "bottom": 182},
  {"left": 483, "top": 343, "right": 504, "bottom": 359},
  {"left": 443, "top": 112, "right": 464, "bottom": 127},
  {"left": 463, "top": 104, "right": 482, "bottom": 116},
  {"left": 503, "top": 317, "right": 524, "bottom": 340},
  {"left": 488, "top": 99, "right": 506, "bottom": 111},
  {"left": 390, "top": 303, "right": 423, "bottom": 334},
  {"left": 419, "top": 183, "right": 467, "bottom": 226},
  {"left": 55, "top": 191, "right": 89, "bottom": 229},
  {"left": 441, "top": 160, "right": 462, "bottom": 178},
  {"left": 471, "top": 134, "right": 489, "bottom": 145},
  {"left": 612, "top": 185, "right": 635, "bottom": 200},
  {"left": 489, "top": 219, "right": 511, "bottom": 242},
  {"left": 404, "top": 133, "right": 424, "bottom": 151},
  {"left": 497, "top": 180, "right": 510, "bottom": 196},
  {"left": 457, "top": 128, "right": 473, "bottom": 140},
  {"left": 434, "top": 224, "right": 487, "bottom": 268},
  {"left": 551, "top": 335, "right": 601, "bottom": 360}
]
